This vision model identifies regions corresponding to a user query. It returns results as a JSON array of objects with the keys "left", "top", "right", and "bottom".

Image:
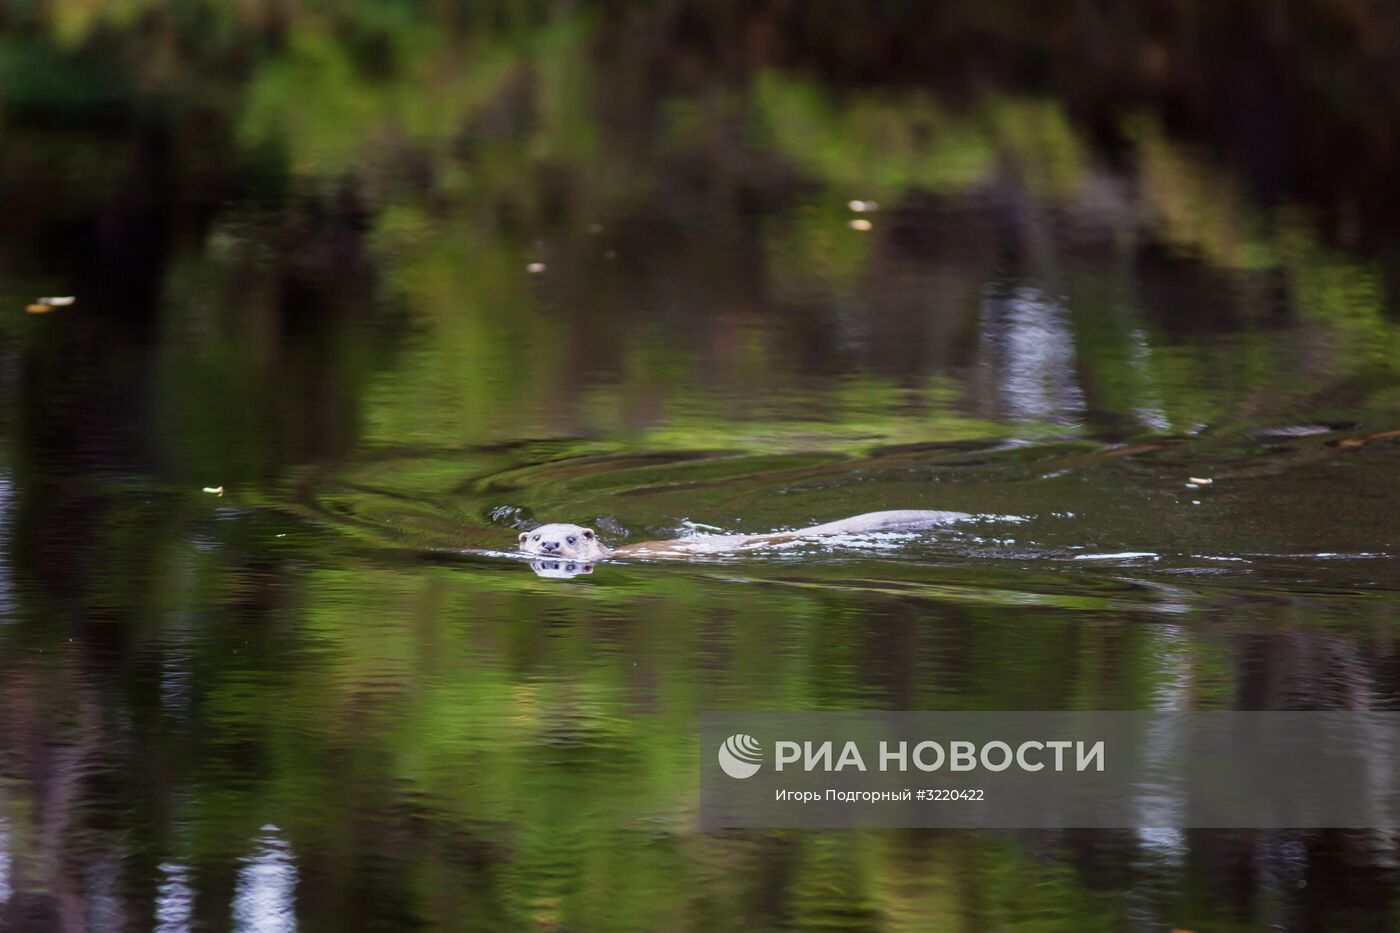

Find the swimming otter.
[{"left": 517, "top": 509, "right": 970, "bottom": 561}]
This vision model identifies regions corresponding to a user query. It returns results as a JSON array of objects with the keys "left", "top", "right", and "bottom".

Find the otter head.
[{"left": 517, "top": 523, "right": 613, "bottom": 560}]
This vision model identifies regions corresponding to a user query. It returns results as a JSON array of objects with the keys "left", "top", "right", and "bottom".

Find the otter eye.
[
  {"left": 566, "top": 536, "right": 576, "bottom": 545},
  {"left": 532, "top": 534, "right": 540, "bottom": 541}
]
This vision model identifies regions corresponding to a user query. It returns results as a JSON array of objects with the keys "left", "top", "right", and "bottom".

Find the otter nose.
[{"left": 542, "top": 540, "right": 560, "bottom": 552}]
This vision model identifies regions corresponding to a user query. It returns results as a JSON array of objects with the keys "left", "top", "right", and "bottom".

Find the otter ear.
[
  {"left": 582, "top": 529, "right": 596, "bottom": 540},
  {"left": 518, "top": 532, "right": 529, "bottom": 545}
]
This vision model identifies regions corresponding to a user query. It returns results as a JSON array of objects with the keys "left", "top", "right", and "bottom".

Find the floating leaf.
[{"left": 1329, "top": 429, "right": 1400, "bottom": 450}]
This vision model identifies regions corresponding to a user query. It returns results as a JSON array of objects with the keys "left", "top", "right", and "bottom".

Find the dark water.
[{"left": 1, "top": 2, "right": 1399, "bottom": 930}]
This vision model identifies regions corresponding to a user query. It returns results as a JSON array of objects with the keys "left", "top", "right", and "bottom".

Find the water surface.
[{"left": 1, "top": 3, "right": 1399, "bottom": 930}]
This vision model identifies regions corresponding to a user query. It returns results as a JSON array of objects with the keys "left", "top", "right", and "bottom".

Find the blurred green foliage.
[{"left": 0, "top": 1, "right": 1398, "bottom": 929}]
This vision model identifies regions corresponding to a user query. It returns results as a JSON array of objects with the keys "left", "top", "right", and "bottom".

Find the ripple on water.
[{"left": 292, "top": 428, "right": 1400, "bottom": 596}]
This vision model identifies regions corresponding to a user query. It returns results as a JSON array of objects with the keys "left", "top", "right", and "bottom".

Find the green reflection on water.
[{"left": 0, "top": 1, "right": 1398, "bottom": 930}]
